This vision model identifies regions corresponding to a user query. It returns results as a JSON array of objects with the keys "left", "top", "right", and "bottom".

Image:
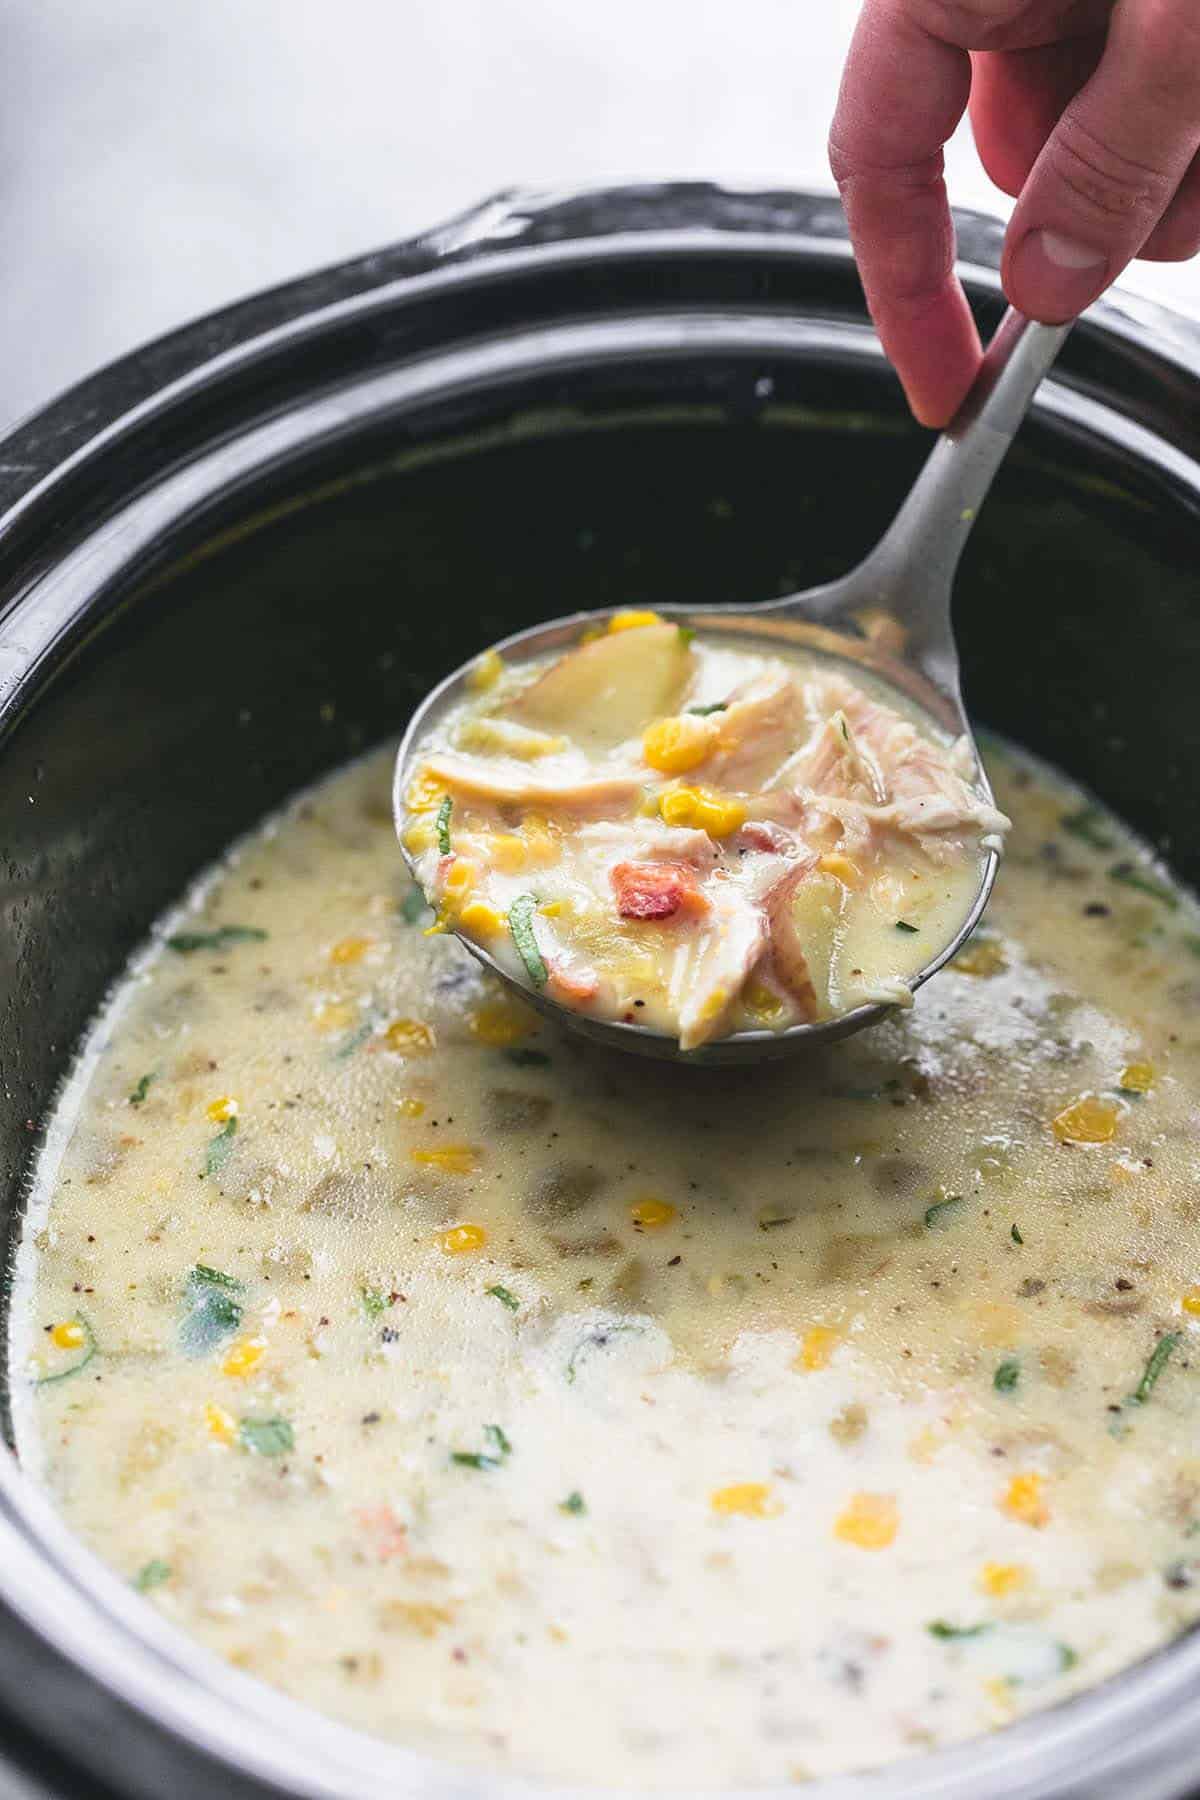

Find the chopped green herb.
[
  {"left": 924, "top": 1195, "right": 965, "bottom": 1231},
  {"left": 1055, "top": 1644, "right": 1079, "bottom": 1673},
  {"left": 436, "top": 795, "right": 453, "bottom": 856},
  {"left": 451, "top": 1423, "right": 513, "bottom": 1470},
  {"left": 994, "top": 1359, "right": 1020, "bottom": 1394},
  {"left": 333, "top": 1019, "right": 375, "bottom": 1061},
  {"left": 1011, "top": 1223, "right": 1024, "bottom": 1245},
  {"left": 167, "top": 925, "right": 268, "bottom": 954},
  {"left": 360, "top": 1287, "right": 388, "bottom": 1318},
  {"left": 503, "top": 1048, "right": 551, "bottom": 1068},
  {"left": 180, "top": 1265, "right": 244, "bottom": 1355},
  {"left": 400, "top": 885, "right": 430, "bottom": 925},
  {"left": 509, "top": 894, "right": 548, "bottom": 988},
  {"left": 34, "top": 1315, "right": 96, "bottom": 1386},
  {"left": 128, "top": 1071, "right": 156, "bottom": 1106},
  {"left": 1061, "top": 806, "right": 1115, "bottom": 851},
  {"left": 201, "top": 1115, "right": 237, "bottom": 1178},
  {"left": 239, "top": 1417, "right": 294, "bottom": 1457},
  {"left": 560, "top": 1491, "right": 586, "bottom": 1515},
  {"left": 928, "top": 1620, "right": 992, "bottom": 1641},
  {"left": 134, "top": 1559, "right": 171, "bottom": 1592},
  {"left": 191, "top": 1264, "right": 242, "bottom": 1291},
  {"left": 566, "top": 1323, "right": 643, "bottom": 1384},
  {"left": 1108, "top": 861, "right": 1179, "bottom": 910},
  {"left": 486, "top": 1285, "right": 519, "bottom": 1312},
  {"left": 1129, "top": 1332, "right": 1181, "bottom": 1406},
  {"left": 895, "top": 920, "right": 919, "bottom": 934},
  {"left": 687, "top": 702, "right": 727, "bottom": 716},
  {"left": 677, "top": 625, "right": 696, "bottom": 648}
]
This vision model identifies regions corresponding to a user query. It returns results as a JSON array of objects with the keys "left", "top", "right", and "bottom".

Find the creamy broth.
[
  {"left": 401, "top": 618, "right": 1005, "bottom": 1046},
  {"left": 13, "top": 738, "right": 1200, "bottom": 1789}
]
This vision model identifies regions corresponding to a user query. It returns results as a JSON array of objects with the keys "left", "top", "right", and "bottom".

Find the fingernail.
[{"left": 1010, "top": 229, "right": 1108, "bottom": 320}]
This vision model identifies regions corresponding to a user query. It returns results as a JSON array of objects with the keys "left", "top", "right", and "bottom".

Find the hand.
[{"left": 829, "top": 1, "right": 1200, "bottom": 425}]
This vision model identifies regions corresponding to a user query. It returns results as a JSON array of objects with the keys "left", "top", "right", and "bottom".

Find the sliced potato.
[
  {"left": 508, "top": 623, "right": 692, "bottom": 748},
  {"left": 787, "top": 872, "right": 845, "bottom": 1019}
]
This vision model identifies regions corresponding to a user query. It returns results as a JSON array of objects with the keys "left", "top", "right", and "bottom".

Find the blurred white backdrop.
[{"left": 3, "top": 0, "right": 1198, "bottom": 429}]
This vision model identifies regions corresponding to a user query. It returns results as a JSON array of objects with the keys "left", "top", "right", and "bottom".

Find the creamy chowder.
[{"left": 12, "top": 736, "right": 1200, "bottom": 1790}]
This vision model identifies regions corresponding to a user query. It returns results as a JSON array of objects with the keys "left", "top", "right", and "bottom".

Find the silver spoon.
[{"left": 395, "top": 307, "right": 1071, "bottom": 1064}]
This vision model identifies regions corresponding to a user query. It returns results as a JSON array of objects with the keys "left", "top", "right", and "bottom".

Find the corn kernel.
[
  {"left": 796, "top": 1325, "right": 841, "bottom": 1372},
  {"left": 384, "top": 1018, "right": 435, "bottom": 1055},
  {"left": 954, "top": 938, "right": 1007, "bottom": 978},
  {"left": 744, "top": 979, "right": 785, "bottom": 1021},
  {"left": 486, "top": 833, "right": 529, "bottom": 872},
  {"left": 1001, "top": 1472, "right": 1049, "bottom": 1528},
  {"left": 1052, "top": 1095, "right": 1118, "bottom": 1145},
  {"left": 979, "top": 1561, "right": 1028, "bottom": 1597},
  {"left": 206, "top": 1095, "right": 238, "bottom": 1123},
  {"left": 458, "top": 900, "right": 507, "bottom": 939},
  {"left": 817, "top": 852, "right": 863, "bottom": 888},
  {"left": 630, "top": 1198, "right": 677, "bottom": 1230},
  {"left": 51, "top": 1320, "right": 85, "bottom": 1350},
  {"left": 403, "top": 819, "right": 436, "bottom": 854},
  {"left": 642, "top": 713, "right": 717, "bottom": 775},
  {"left": 413, "top": 1145, "right": 481, "bottom": 1176},
  {"left": 465, "top": 648, "right": 505, "bottom": 691},
  {"left": 522, "top": 815, "right": 561, "bottom": 868},
  {"left": 329, "top": 935, "right": 371, "bottom": 965},
  {"left": 1181, "top": 1288, "right": 1200, "bottom": 1317},
  {"left": 395, "top": 1097, "right": 426, "bottom": 1118},
  {"left": 539, "top": 900, "right": 564, "bottom": 918},
  {"left": 442, "top": 858, "right": 477, "bottom": 900},
  {"left": 204, "top": 1402, "right": 237, "bottom": 1445},
  {"left": 608, "top": 609, "right": 663, "bottom": 632},
  {"left": 711, "top": 1483, "right": 778, "bottom": 1518},
  {"left": 436, "top": 1223, "right": 487, "bottom": 1254},
  {"left": 659, "top": 785, "right": 745, "bottom": 839},
  {"left": 222, "top": 1337, "right": 266, "bottom": 1378},
  {"left": 1119, "top": 1061, "right": 1155, "bottom": 1094},
  {"left": 313, "top": 1000, "right": 355, "bottom": 1033},
  {"left": 834, "top": 1492, "right": 899, "bottom": 1550},
  {"left": 469, "top": 999, "right": 535, "bottom": 1046},
  {"left": 404, "top": 769, "right": 443, "bottom": 813}
]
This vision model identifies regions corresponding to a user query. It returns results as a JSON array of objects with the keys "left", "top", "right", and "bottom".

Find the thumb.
[{"left": 1003, "top": 0, "right": 1200, "bottom": 321}]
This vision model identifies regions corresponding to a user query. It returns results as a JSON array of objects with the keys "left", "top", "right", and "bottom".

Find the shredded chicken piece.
[{"left": 700, "top": 671, "right": 804, "bottom": 792}]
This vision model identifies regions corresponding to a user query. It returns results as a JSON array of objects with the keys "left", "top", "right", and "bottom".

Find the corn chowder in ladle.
[{"left": 399, "top": 612, "right": 1008, "bottom": 1049}]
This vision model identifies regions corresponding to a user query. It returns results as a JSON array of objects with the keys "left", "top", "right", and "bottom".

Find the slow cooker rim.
[
  {"left": 5, "top": 181, "right": 1200, "bottom": 1800},
  {"left": 1, "top": 178, "right": 1198, "bottom": 594}
]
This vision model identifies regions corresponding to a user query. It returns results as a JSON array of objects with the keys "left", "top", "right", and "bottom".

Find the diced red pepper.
[{"left": 611, "top": 861, "right": 709, "bottom": 921}]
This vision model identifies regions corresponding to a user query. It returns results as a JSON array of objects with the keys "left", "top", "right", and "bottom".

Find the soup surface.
[
  {"left": 401, "top": 615, "right": 1004, "bottom": 1046},
  {"left": 12, "top": 737, "right": 1200, "bottom": 1790}
]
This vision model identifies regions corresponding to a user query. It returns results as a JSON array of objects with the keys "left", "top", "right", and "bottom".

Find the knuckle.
[{"left": 1048, "top": 109, "right": 1176, "bottom": 227}]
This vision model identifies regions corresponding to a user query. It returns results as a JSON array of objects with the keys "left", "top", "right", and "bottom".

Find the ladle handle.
[{"left": 858, "top": 309, "right": 1073, "bottom": 616}]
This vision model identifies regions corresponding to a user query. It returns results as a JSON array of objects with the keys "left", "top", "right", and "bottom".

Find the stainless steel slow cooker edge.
[{"left": 3, "top": 181, "right": 1200, "bottom": 1800}]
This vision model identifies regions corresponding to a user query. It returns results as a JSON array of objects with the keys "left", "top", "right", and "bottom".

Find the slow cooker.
[{"left": 3, "top": 181, "right": 1200, "bottom": 1800}]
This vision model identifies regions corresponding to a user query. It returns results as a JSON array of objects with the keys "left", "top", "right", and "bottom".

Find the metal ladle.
[{"left": 395, "top": 308, "right": 1071, "bottom": 1063}]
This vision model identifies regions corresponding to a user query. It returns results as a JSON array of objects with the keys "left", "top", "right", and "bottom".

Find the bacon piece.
[
  {"left": 611, "top": 861, "right": 710, "bottom": 922},
  {"left": 546, "top": 959, "right": 600, "bottom": 1004}
]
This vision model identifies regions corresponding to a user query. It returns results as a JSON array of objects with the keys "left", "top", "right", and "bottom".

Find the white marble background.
[{"left": 4, "top": 0, "right": 1200, "bottom": 431}]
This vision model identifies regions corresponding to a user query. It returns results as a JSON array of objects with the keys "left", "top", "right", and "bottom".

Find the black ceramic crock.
[{"left": 3, "top": 182, "right": 1200, "bottom": 1800}]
